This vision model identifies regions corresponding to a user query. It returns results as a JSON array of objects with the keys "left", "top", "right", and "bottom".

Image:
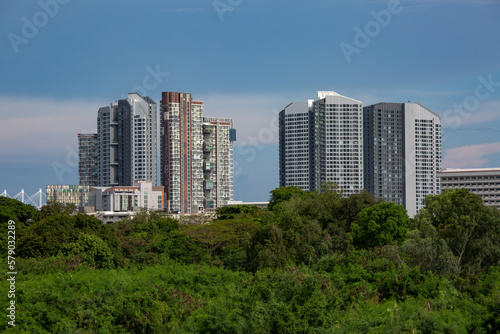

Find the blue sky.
[{"left": 1, "top": 0, "right": 500, "bottom": 203}]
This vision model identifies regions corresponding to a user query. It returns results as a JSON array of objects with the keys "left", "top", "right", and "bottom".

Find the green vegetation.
[{"left": 1, "top": 186, "right": 500, "bottom": 333}]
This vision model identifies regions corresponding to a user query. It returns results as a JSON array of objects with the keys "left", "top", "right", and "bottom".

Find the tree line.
[{"left": 0, "top": 185, "right": 499, "bottom": 333}]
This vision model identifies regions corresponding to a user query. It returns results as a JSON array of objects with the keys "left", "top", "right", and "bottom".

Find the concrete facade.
[
  {"left": 279, "top": 91, "right": 363, "bottom": 196},
  {"left": 46, "top": 184, "right": 90, "bottom": 210},
  {"left": 439, "top": 168, "right": 500, "bottom": 208},
  {"left": 97, "top": 93, "right": 157, "bottom": 187},
  {"left": 160, "top": 92, "right": 235, "bottom": 213},
  {"left": 203, "top": 117, "right": 235, "bottom": 210},
  {"left": 78, "top": 133, "right": 99, "bottom": 186},
  {"left": 89, "top": 180, "right": 164, "bottom": 212},
  {"left": 364, "top": 102, "right": 442, "bottom": 217}
]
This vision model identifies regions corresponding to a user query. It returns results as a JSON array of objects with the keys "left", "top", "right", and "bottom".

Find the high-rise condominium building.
[
  {"left": 203, "top": 117, "right": 236, "bottom": 210},
  {"left": 279, "top": 91, "right": 363, "bottom": 196},
  {"left": 78, "top": 133, "right": 99, "bottom": 186},
  {"left": 160, "top": 92, "right": 204, "bottom": 213},
  {"left": 160, "top": 92, "right": 235, "bottom": 213},
  {"left": 97, "top": 93, "right": 157, "bottom": 187},
  {"left": 363, "top": 102, "right": 441, "bottom": 217}
]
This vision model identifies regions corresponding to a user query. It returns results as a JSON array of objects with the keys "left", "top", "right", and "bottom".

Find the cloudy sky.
[{"left": 1, "top": 0, "right": 499, "bottom": 202}]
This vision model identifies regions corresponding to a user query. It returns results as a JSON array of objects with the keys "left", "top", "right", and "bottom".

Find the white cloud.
[
  {"left": 0, "top": 96, "right": 104, "bottom": 157},
  {"left": 441, "top": 100, "right": 500, "bottom": 127},
  {"left": 443, "top": 142, "right": 500, "bottom": 169}
]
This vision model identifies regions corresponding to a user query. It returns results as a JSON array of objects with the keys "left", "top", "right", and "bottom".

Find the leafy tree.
[
  {"left": 37, "top": 200, "right": 76, "bottom": 220},
  {"left": 61, "top": 233, "right": 115, "bottom": 269},
  {"left": 17, "top": 214, "right": 77, "bottom": 258},
  {"left": 216, "top": 204, "right": 263, "bottom": 220},
  {"left": 351, "top": 202, "right": 410, "bottom": 249},
  {"left": 0, "top": 196, "right": 37, "bottom": 224},
  {"left": 334, "top": 190, "right": 382, "bottom": 230},
  {"left": 0, "top": 197, "right": 38, "bottom": 257},
  {"left": 182, "top": 219, "right": 260, "bottom": 259},
  {"left": 16, "top": 212, "right": 121, "bottom": 264},
  {"left": 417, "top": 188, "right": 500, "bottom": 272},
  {"left": 401, "top": 223, "right": 459, "bottom": 275},
  {"left": 268, "top": 186, "right": 305, "bottom": 211},
  {"left": 247, "top": 223, "right": 291, "bottom": 271}
]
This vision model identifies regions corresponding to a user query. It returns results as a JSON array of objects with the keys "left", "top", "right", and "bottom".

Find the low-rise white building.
[
  {"left": 88, "top": 181, "right": 164, "bottom": 212},
  {"left": 46, "top": 185, "right": 91, "bottom": 209},
  {"left": 438, "top": 168, "right": 500, "bottom": 208}
]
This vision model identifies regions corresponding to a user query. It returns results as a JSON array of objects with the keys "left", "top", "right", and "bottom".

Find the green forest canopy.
[{"left": 1, "top": 186, "right": 499, "bottom": 333}]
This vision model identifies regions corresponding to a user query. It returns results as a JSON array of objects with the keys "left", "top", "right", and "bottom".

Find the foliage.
[
  {"left": 37, "top": 200, "right": 77, "bottom": 220},
  {"left": 17, "top": 214, "right": 78, "bottom": 258},
  {"left": 247, "top": 223, "right": 292, "bottom": 271},
  {"left": 2, "top": 186, "right": 500, "bottom": 333},
  {"left": 61, "top": 233, "right": 115, "bottom": 269},
  {"left": 0, "top": 197, "right": 38, "bottom": 257},
  {"left": 351, "top": 202, "right": 410, "bottom": 249},
  {"left": 268, "top": 186, "right": 304, "bottom": 211},
  {"left": 0, "top": 196, "right": 38, "bottom": 225},
  {"left": 215, "top": 204, "right": 264, "bottom": 220},
  {"left": 16, "top": 254, "right": 93, "bottom": 275},
  {"left": 3, "top": 254, "right": 496, "bottom": 333},
  {"left": 181, "top": 218, "right": 260, "bottom": 268},
  {"left": 417, "top": 188, "right": 500, "bottom": 273},
  {"left": 16, "top": 213, "right": 123, "bottom": 268},
  {"left": 401, "top": 222, "right": 460, "bottom": 275}
]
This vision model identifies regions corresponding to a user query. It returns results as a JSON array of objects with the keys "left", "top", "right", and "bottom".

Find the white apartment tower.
[
  {"left": 97, "top": 93, "right": 157, "bottom": 187},
  {"left": 279, "top": 91, "right": 364, "bottom": 196},
  {"left": 203, "top": 117, "right": 236, "bottom": 210}
]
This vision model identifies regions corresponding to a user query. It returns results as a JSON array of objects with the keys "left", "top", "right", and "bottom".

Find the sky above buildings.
[{"left": 1, "top": 0, "right": 500, "bottom": 202}]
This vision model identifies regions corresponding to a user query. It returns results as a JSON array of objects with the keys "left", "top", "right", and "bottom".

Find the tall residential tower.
[
  {"left": 78, "top": 133, "right": 99, "bottom": 186},
  {"left": 160, "top": 92, "right": 235, "bottom": 213},
  {"left": 363, "top": 102, "right": 441, "bottom": 217},
  {"left": 160, "top": 92, "right": 204, "bottom": 213},
  {"left": 203, "top": 117, "right": 235, "bottom": 210},
  {"left": 279, "top": 91, "right": 363, "bottom": 196},
  {"left": 97, "top": 93, "right": 157, "bottom": 187}
]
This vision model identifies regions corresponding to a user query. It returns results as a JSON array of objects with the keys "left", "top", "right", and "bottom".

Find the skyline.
[{"left": 1, "top": 0, "right": 500, "bottom": 202}]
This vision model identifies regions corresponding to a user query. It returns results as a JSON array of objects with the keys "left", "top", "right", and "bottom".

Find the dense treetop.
[{"left": 1, "top": 187, "right": 499, "bottom": 333}]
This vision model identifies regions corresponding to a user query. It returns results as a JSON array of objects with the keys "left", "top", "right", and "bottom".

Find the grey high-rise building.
[
  {"left": 78, "top": 133, "right": 98, "bottom": 186},
  {"left": 279, "top": 100, "right": 313, "bottom": 190},
  {"left": 97, "top": 93, "right": 157, "bottom": 187},
  {"left": 363, "top": 102, "right": 441, "bottom": 217},
  {"left": 279, "top": 91, "right": 364, "bottom": 196}
]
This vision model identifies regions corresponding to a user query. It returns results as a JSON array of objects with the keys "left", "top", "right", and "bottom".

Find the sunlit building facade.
[
  {"left": 97, "top": 93, "right": 157, "bottom": 187},
  {"left": 279, "top": 91, "right": 364, "bottom": 196}
]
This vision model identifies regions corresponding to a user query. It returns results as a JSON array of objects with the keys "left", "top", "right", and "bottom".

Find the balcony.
[
  {"left": 204, "top": 162, "right": 214, "bottom": 172},
  {"left": 203, "top": 126, "right": 214, "bottom": 134}
]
